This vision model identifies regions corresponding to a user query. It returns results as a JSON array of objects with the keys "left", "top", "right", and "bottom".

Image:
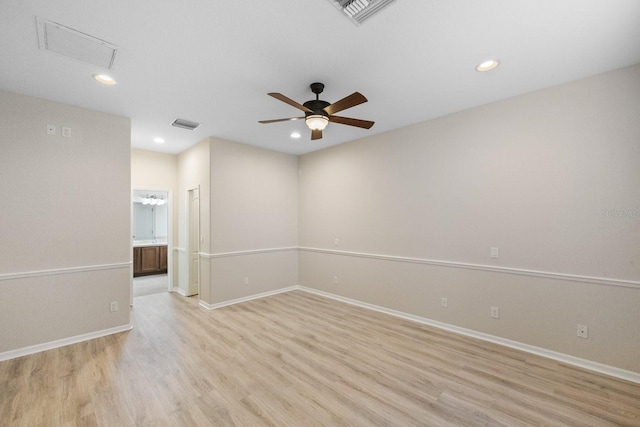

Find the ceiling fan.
[{"left": 259, "top": 82, "right": 374, "bottom": 140}]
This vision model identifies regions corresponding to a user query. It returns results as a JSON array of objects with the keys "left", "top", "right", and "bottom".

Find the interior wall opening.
[{"left": 132, "top": 188, "right": 171, "bottom": 298}]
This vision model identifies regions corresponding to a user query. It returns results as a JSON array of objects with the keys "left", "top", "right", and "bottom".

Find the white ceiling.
[{"left": 2, "top": 1, "right": 640, "bottom": 156}]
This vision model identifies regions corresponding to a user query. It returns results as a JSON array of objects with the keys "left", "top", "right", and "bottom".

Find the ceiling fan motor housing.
[{"left": 303, "top": 99, "right": 331, "bottom": 118}]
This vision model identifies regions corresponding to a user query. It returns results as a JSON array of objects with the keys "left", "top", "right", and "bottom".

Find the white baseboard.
[
  {"left": 0, "top": 323, "right": 133, "bottom": 362},
  {"left": 199, "top": 286, "right": 299, "bottom": 310},
  {"left": 6, "top": 285, "right": 635, "bottom": 384},
  {"left": 298, "top": 286, "right": 640, "bottom": 384},
  {"left": 172, "top": 287, "right": 188, "bottom": 296}
]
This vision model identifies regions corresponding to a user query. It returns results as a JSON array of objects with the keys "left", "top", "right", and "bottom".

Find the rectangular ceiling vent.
[
  {"left": 328, "top": 0, "right": 396, "bottom": 25},
  {"left": 35, "top": 17, "right": 117, "bottom": 69},
  {"left": 171, "top": 118, "right": 201, "bottom": 131}
]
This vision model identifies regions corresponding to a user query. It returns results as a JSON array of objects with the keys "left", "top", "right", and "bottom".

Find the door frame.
[{"left": 186, "top": 185, "right": 200, "bottom": 298}]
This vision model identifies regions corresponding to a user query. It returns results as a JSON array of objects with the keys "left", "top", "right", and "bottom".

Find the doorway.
[{"left": 131, "top": 188, "right": 172, "bottom": 299}]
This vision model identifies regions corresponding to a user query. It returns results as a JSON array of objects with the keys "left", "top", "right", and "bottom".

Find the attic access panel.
[
  {"left": 36, "top": 17, "right": 118, "bottom": 69},
  {"left": 327, "top": 0, "right": 397, "bottom": 25}
]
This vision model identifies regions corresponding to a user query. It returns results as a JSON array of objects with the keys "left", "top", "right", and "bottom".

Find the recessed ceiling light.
[
  {"left": 476, "top": 60, "right": 499, "bottom": 72},
  {"left": 93, "top": 74, "right": 117, "bottom": 85},
  {"left": 290, "top": 132, "right": 301, "bottom": 139},
  {"left": 153, "top": 137, "right": 165, "bottom": 144}
]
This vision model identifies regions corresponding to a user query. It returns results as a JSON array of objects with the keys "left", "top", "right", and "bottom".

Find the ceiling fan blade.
[
  {"left": 258, "top": 117, "right": 304, "bottom": 124},
  {"left": 268, "top": 93, "right": 313, "bottom": 113},
  {"left": 329, "top": 115, "right": 375, "bottom": 129},
  {"left": 311, "top": 129, "right": 323, "bottom": 140},
  {"left": 323, "top": 92, "right": 368, "bottom": 115}
]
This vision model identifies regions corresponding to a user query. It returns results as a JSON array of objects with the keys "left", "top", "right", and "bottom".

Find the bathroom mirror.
[{"left": 132, "top": 190, "right": 168, "bottom": 242}]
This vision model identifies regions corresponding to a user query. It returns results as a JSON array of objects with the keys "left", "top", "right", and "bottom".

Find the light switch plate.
[
  {"left": 490, "top": 306, "right": 500, "bottom": 318},
  {"left": 491, "top": 247, "right": 499, "bottom": 258}
]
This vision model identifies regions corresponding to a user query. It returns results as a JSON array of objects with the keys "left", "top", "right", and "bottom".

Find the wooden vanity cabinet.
[
  {"left": 133, "top": 245, "right": 168, "bottom": 277},
  {"left": 159, "top": 246, "right": 168, "bottom": 270}
]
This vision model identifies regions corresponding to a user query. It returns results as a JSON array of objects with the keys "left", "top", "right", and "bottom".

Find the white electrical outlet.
[
  {"left": 490, "top": 247, "right": 499, "bottom": 258},
  {"left": 441, "top": 297, "right": 448, "bottom": 308},
  {"left": 490, "top": 306, "right": 500, "bottom": 319},
  {"left": 577, "top": 324, "right": 589, "bottom": 339},
  {"left": 333, "top": 276, "right": 339, "bottom": 284},
  {"left": 62, "top": 126, "right": 71, "bottom": 137},
  {"left": 244, "top": 277, "right": 249, "bottom": 285},
  {"left": 110, "top": 301, "right": 118, "bottom": 312},
  {"left": 47, "top": 124, "right": 56, "bottom": 135}
]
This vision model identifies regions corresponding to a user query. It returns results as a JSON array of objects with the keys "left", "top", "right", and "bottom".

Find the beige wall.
[
  {"left": 133, "top": 138, "right": 299, "bottom": 305},
  {"left": 210, "top": 138, "right": 298, "bottom": 253},
  {"left": 298, "top": 64, "right": 640, "bottom": 372},
  {"left": 0, "top": 90, "right": 131, "bottom": 354},
  {"left": 206, "top": 138, "right": 298, "bottom": 305},
  {"left": 131, "top": 148, "right": 179, "bottom": 285}
]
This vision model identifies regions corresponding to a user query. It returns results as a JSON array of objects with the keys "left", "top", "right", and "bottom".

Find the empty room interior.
[{"left": 1, "top": 1, "right": 639, "bottom": 425}]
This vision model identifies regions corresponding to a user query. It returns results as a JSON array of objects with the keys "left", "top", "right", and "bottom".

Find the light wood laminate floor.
[
  {"left": 133, "top": 274, "right": 169, "bottom": 298},
  {"left": 1, "top": 290, "right": 639, "bottom": 426}
]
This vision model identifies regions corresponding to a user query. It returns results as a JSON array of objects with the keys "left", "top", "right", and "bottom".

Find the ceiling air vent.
[
  {"left": 328, "top": 0, "right": 396, "bottom": 25},
  {"left": 36, "top": 17, "right": 117, "bottom": 69},
  {"left": 171, "top": 118, "right": 200, "bottom": 130}
]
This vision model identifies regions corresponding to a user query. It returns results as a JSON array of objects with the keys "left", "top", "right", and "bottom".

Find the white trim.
[
  {"left": 298, "top": 247, "right": 640, "bottom": 289},
  {"left": 297, "top": 286, "right": 640, "bottom": 384},
  {"left": 186, "top": 185, "right": 201, "bottom": 298},
  {"left": 190, "top": 283, "right": 640, "bottom": 382},
  {"left": 199, "top": 246, "right": 298, "bottom": 259},
  {"left": 199, "top": 286, "right": 299, "bottom": 310},
  {"left": 194, "top": 245, "right": 640, "bottom": 289},
  {"left": 0, "top": 262, "right": 131, "bottom": 282},
  {"left": 0, "top": 323, "right": 133, "bottom": 362},
  {"left": 172, "top": 286, "right": 188, "bottom": 296}
]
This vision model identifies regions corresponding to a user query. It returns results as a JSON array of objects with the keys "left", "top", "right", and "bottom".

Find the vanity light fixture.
[
  {"left": 92, "top": 73, "right": 117, "bottom": 85},
  {"left": 476, "top": 60, "right": 500, "bottom": 72},
  {"left": 141, "top": 195, "right": 166, "bottom": 206}
]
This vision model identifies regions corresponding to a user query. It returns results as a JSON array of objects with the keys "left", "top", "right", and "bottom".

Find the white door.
[{"left": 188, "top": 188, "right": 200, "bottom": 296}]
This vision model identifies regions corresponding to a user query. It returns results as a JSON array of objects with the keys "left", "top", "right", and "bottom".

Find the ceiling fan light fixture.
[{"left": 306, "top": 115, "right": 329, "bottom": 131}]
